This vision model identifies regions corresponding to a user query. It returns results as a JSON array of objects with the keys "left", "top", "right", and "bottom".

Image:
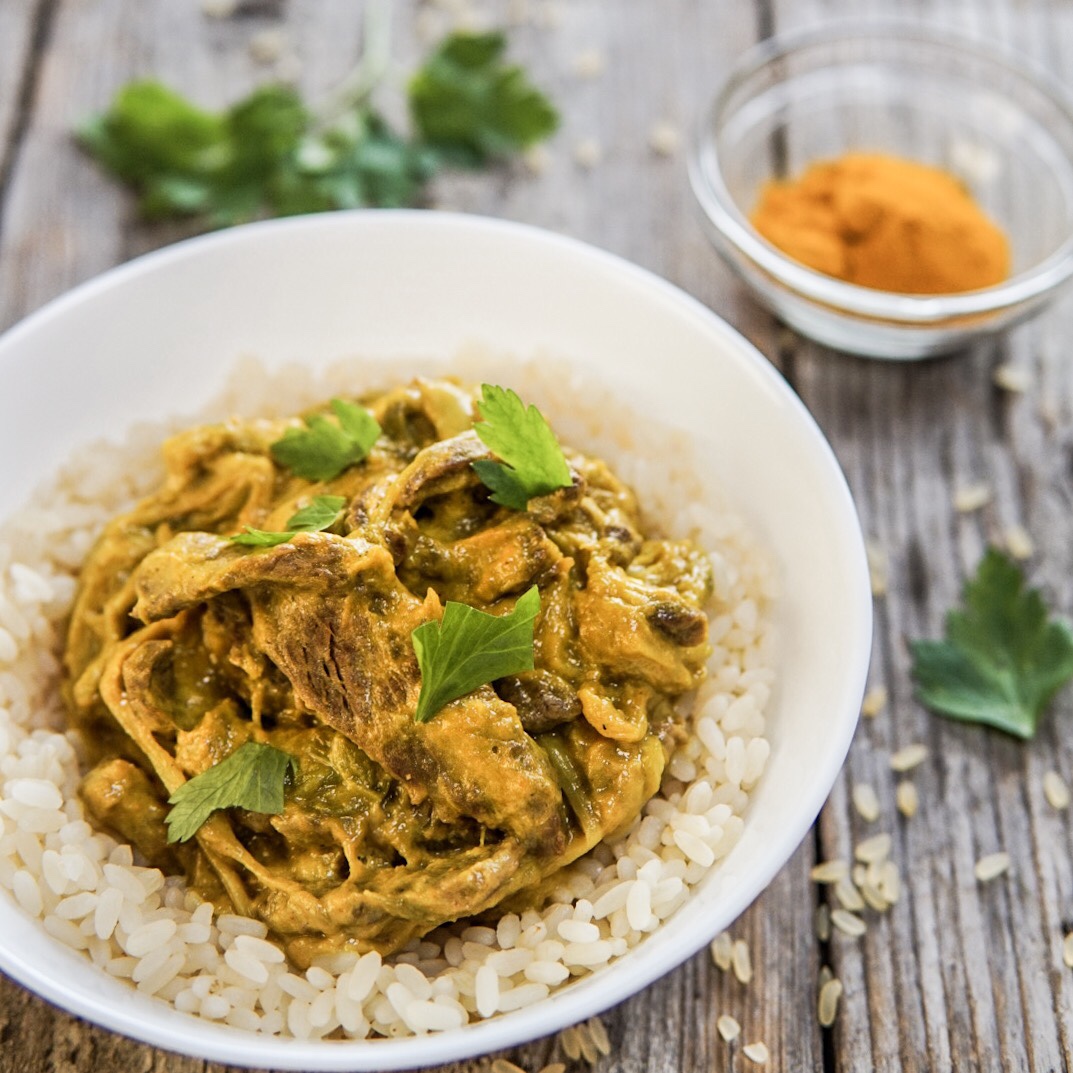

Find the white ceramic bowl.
[{"left": 0, "top": 212, "right": 871, "bottom": 1069}]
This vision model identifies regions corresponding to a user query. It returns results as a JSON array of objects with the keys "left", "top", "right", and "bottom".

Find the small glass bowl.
[{"left": 689, "top": 22, "right": 1073, "bottom": 359}]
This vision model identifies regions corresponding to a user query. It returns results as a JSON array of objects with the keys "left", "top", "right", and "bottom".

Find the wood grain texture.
[{"left": 0, "top": 1, "right": 1071, "bottom": 1072}]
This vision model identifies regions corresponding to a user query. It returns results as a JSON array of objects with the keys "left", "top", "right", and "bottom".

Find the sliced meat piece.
[
  {"left": 496, "top": 670, "right": 582, "bottom": 734},
  {"left": 574, "top": 554, "right": 709, "bottom": 693}
]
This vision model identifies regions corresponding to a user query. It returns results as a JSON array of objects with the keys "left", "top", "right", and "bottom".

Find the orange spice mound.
[{"left": 750, "top": 151, "right": 1011, "bottom": 295}]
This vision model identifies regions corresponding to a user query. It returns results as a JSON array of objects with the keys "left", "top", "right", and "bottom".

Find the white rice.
[{"left": 0, "top": 353, "right": 776, "bottom": 1038}]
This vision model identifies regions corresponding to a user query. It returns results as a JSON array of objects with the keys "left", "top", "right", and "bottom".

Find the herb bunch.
[{"left": 79, "top": 29, "right": 557, "bottom": 228}]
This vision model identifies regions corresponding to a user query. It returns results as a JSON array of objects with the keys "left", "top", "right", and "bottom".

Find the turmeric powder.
[{"left": 750, "top": 152, "right": 1010, "bottom": 294}]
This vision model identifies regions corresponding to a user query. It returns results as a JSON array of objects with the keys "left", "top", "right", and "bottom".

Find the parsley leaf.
[
  {"left": 471, "top": 384, "right": 572, "bottom": 510},
  {"left": 909, "top": 547, "right": 1073, "bottom": 739},
  {"left": 78, "top": 82, "right": 312, "bottom": 227},
  {"left": 165, "top": 741, "right": 297, "bottom": 843},
  {"left": 412, "top": 586, "right": 540, "bottom": 723},
  {"left": 230, "top": 494, "right": 347, "bottom": 547},
  {"left": 270, "top": 399, "right": 381, "bottom": 481},
  {"left": 409, "top": 32, "right": 558, "bottom": 166}
]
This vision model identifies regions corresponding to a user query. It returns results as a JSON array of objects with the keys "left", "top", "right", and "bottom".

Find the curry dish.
[{"left": 63, "top": 380, "right": 712, "bottom": 965}]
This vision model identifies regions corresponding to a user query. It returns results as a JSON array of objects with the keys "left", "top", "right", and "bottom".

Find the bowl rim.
[
  {"left": 688, "top": 18, "right": 1073, "bottom": 323},
  {"left": 0, "top": 209, "right": 873, "bottom": 1069}
]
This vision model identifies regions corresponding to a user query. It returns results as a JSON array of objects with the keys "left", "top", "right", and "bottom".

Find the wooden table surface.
[{"left": 3, "top": 1, "right": 1073, "bottom": 1071}]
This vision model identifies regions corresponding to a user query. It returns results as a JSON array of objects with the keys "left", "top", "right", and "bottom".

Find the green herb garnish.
[
  {"left": 165, "top": 741, "right": 297, "bottom": 843},
  {"left": 471, "top": 385, "right": 572, "bottom": 511},
  {"left": 910, "top": 547, "right": 1073, "bottom": 739},
  {"left": 409, "top": 31, "right": 559, "bottom": 166},
  {"left": 77, "top": 28, "right": 556, "bottom": 228},
  {"left": 230, "top": 494, "right": 347, "bottom": 547},
  {"left": 270, "top": 399, "right": 380, "bottom": 481},
  {"left": 412, "top": 585, "right": 540, "bottom": 723}
]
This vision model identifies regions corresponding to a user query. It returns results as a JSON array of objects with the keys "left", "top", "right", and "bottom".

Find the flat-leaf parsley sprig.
[
  {"left": 411, "top": 586, "right": 540, "bottom": 723},
  {"left": 165, "top": 741, "right": 297, "bottom": 843},
  {"left": 471, "top": 384, "right": 573, "bottom": 511},
  {"left": 270, "top": 398, "right": 381, "bottom": 481},
  {"left": 410, "top": 32, "right": 559, "bottom": 166},
  {"left": 230, "top": 494, "right": 347, "bottom": 548},
  {"left": 910, "top": 547, "right": 1073, "bottom": 739},
  {"left": 77, "top": 21, "right": 558, "bottom": 228}
]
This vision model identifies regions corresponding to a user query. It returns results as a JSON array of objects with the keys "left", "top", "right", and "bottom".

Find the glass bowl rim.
[{"left": 688, "top": 18, "right": 1073, "bottom": 324}]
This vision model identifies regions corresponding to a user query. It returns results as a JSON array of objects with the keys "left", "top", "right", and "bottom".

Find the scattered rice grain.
[
  {"left": 717, "top": 1013, "right": 740, "bottom": 1041},
  {"left": 1043, "top": 771, "right": 1071, "bottom": 810},
  {"left": 834, "top": 876, "right": 865, "bottom": 913},
  {"left": 732, "top": 939, "right": 752, "bottom": 984},
  {"left": 814, "top": 904, "right": 830, "bottom": 942},
  {"left": 572, "top": 48, "right": 606, "bottom": 79},
  {"left": 743, "top": 1041, "right": 769, "bottom": 1064},
  {"left": 573, "top": 139, "right": 603, "bottom": 169},
  {"left": 575, "top": 1021, "right": 599, "bottom": 1063},
  {"left": 896, "top": 781, "right": 919, "bottom": 818},
  {"left": 974, "top": 852, "right": 1011, "bottom": 882},
  {"left": 810, "top": 859, "right": 849, "bottom": 884},
  {"left": 865, "top": 541, "right": 888, "bottom": 597},
  {"left": 854, "top": 833, "right": 892, "bottom": 864},
  {"left": 861, "top": 685, "right": 888, "bottom": 718},
  {"left": 818, "top": 977, "right": 843, "bottom": 1026},
  {"left": 560, "top": 1025, "right": 582, "bottom": 1060},
  {"left": 248, "top": 28, "right": 286, "bottom": 64},
  {"left": 523, "top": 145, "right": 552, "bottom": 176},
  {"left": 992, "top": 363, "right": 1031, "bottom": 393},
  {"left": 1063, "top": 932, "right": 1073, "bottom": 969},
  {"left": 953, "top": 482, "right": 991, "bottom": 513},
  {"left": 587, "top": 1014, "right": 611, "bottom": 1055},
  {"left": 878, "top": 860, "right": 900, "bottom": 904},
  {"left": 648, "top": 121, "right": 680, "bottom": 157},
  {"left": 830, "top": 909, "right": 866, "bottom": 938},
  {"left": 890, "top": 743, "right": 928, "bottom": 773},
  {"left": 852, "top": 783, "right": 880, "bottom": 822},
  {"left": 709, "top": 930, "right": 732, "bottom": 970},
  {"left": 200, "top": 0, "right": 238, "bottom": 16},
  {"left": 1003, "top": 524, "right": 1035, "bottom": 560}
]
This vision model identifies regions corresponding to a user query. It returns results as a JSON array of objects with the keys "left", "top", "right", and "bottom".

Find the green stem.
[{"left": 311, "top": 0, "right": 393, "bottom": 130}]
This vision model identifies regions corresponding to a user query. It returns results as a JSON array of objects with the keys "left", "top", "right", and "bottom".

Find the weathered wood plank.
[
  {"left": 0, "top": 0, "right": 47, "bottom": 188},
  {"left": 758, "top": 1, "right": 1073, "bottom": 1070}
]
